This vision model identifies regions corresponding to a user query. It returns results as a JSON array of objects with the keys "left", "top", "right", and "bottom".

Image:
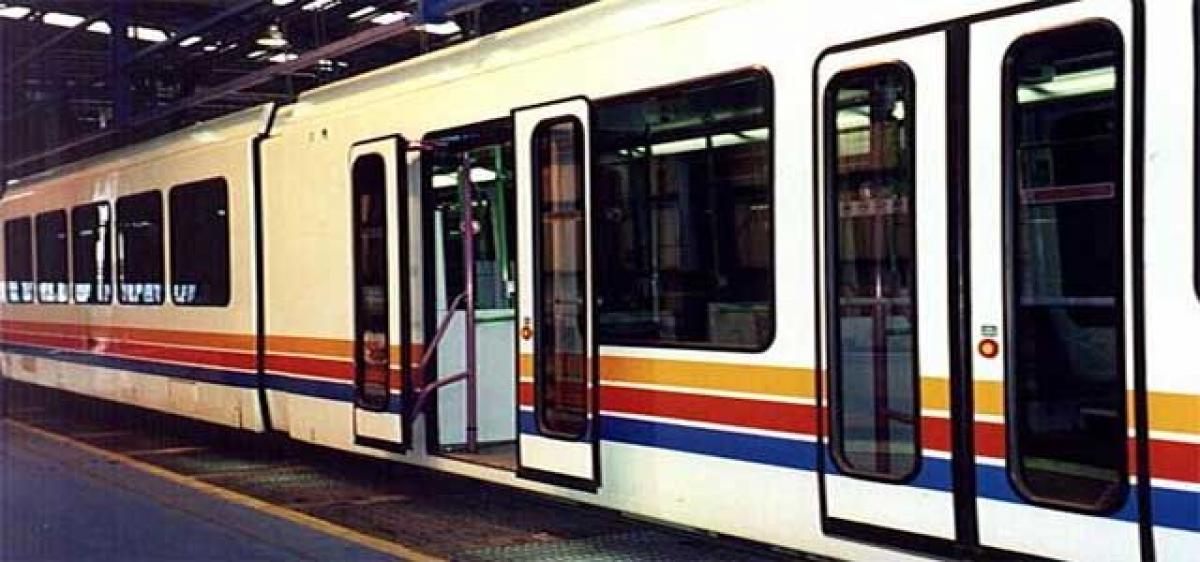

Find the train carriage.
[{"left": 1, "top": 0, "right": 1197, "bottom": 559}]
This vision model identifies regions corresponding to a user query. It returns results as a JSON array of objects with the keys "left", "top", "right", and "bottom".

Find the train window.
[
  {"left": 533, "top": 117, "right": 588, "bottom": 439},
  {"left": 169, "top": 179, "right": 230, "bottom": 306},
  {"left": 593, "top": 70, "right": 773, "bottom": 350},
  {"left": 351, "top": 154, "right": 390, "bottom": 411},
  {"left": 116, "top": 191, "right": 164, "bottom": 305},
  {"left": 1005, "top": 22, "right": 1127, "bottom": 511},
  {"left": 72, "top": 202, "right": 113, "bottom": 304},
  {"left": 826, "top": 64, "right": 920, "bottom": 481},
  {"left": 4, "top": 217, "right": 34, "bottom": 303},
  {"left": 35, "top": 210, "right": 69, "bottom": 304}
]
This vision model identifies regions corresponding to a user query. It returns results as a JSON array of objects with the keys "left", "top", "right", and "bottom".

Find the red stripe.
[
  {"left": 104, "top": 341, "right": 254, "bottom": 371},
  {"left": 603, "top": 385, "right": 814, "bottom": 434},
  {"left": 264, "top": 354, "right": 354, "bottom": 381},
  {"left": 1150, "top": 438, "right": 1200, "bottom": 483}
]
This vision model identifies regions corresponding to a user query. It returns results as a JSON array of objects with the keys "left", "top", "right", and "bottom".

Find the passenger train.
[{"left": 1, "top": 0, "right": 1196, "bottom": 559}]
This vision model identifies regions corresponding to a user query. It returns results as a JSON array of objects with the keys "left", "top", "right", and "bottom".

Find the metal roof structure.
[{"left": 0, "top": 0, "right": 592, "bottom": 185}]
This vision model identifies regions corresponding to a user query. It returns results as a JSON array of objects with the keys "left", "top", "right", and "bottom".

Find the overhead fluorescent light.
[
  {"left": 246, "top": 49, "right": 267, "bottom": 59},
  {"left": 268, "top": 52, "right": 299, "bottom": 63},
  {"left": 179, "top": 35, "right": 202, "bottom": 47},
  {"left": 370, "top": 11, "right": 409, "bottom": 25},
  {"left": 272, "top": 0, "right": 296, "bottom": 5},
  {"left": 302, "top": 0, "right": 340, "bottom": 11},
  {"left": 348, "top": 6, "right": 377, "bottom": 20},
  {"left": 130, "top": 26, "right": 168, "bottom": 42},
  {"left": 0, "top": 6, "right": 31, "bottom": 19},
  {"left": 43, "top": 12, "right": 85, "bottom": 28},
  {"left": 86, "top": 20, "right": 111, "bottom": 34},
  {"left": 420, "top": 21, "right": 461, "bottom": 36},
  {"left": 203, "top": 44, "right": 219, "bottom": 52}
]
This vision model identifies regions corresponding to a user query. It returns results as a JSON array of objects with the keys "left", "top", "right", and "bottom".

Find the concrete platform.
[{"left": 0, "top": 420, "right": 411, "bottom": 562}]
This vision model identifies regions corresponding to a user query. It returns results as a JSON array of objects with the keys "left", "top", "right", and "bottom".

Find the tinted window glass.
[
  {"left": 594, "top": 71, "right": 773, "bottom": 350},
  {"left": 4, "top": 217, "right": 34, "bottom": 303},
  {"left": 169, "top": 179, "right": 230, "bottom": 306},
  {"left": 72, "top": 202, "right": 113, "bottom": 304},
  {"left": 117, "top": 191, "right": 164, "bottom": 305},
  {"left": 352, "top": 155, "right": 390, "bottom": 411},
  {"left": 35, "top": 210, "right": 69, "bottom": 303},
  {"left": 827, "top": 64, "right": 919, "bottom": 480},
  {"left": 1006, "top": 22, "right": 1126, "bottom": 511},
  {"left": 534, "top": 118, "right": 588, "bottom": 439}
]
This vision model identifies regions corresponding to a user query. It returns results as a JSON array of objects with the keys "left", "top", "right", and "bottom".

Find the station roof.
[{"left": 0, "top": 0, "right": 592, "bottom": 183}]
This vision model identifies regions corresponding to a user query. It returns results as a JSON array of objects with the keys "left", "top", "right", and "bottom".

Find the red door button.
[{"left": 978, "top": 338, "right": 999, "bottom": 359}]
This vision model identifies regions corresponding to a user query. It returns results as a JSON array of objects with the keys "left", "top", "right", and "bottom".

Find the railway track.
[{"left": 2, "top": 381, "right": 819, "bottom": 561}]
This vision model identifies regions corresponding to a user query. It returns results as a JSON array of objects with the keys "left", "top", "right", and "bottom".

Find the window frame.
[
  {"left": 168, "top": 178, "right": 232, "bottom": 307},
  {"left": 34, "top": 209, "right": 70, "bottom": 305},
  {"left": 531, "top": 114, "right": 591, "bottom": 441},
  {"left": 70, "top": 201, "right": 114, "bottom": 305},
  {"left": 591, "top": 67, "right": 778, "bottom": 353},
  {"left": 823, "top": 62, "right": 923, "bottom": 484},
  {"left": 116, "top": 190, "right": 166, "bottom": 306},
  {"left": 4, "top": 216, "right": 34, "bottom": 304},
  {"left": 1000, "top": 20, "right": 1130, "bottom": 515}
]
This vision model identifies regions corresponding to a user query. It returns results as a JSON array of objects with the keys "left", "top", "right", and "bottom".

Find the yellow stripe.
[
  {"left": 4, "top": 420, "right": 442, "bottom": 562},
  {"left": 522, "top": 354, "right": 1197, "bottom": 435}
]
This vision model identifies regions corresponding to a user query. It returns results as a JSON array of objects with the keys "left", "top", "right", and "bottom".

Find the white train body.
[{"left": 2, "top": 1, "right": 1196, "bottom": 559}]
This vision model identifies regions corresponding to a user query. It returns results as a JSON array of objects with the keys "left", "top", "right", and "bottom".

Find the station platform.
[
  {"left": 0, "top": 420, "right": 413, "bottom": 562},
  {"left": 1, "top": 383, "right": 802, "bottom": 562}
]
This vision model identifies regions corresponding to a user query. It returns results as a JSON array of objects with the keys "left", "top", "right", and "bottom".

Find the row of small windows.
[{"left": 3, "top": 178, "right": 230, "bottom": 307}]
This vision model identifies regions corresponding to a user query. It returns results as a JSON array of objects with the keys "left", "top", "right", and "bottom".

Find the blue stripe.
[{"left": 521, "top": 411, "right": 1197, "bottom": 532}]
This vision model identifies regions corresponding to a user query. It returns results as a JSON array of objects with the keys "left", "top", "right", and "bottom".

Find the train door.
[
  {"left": 817, "top": 1, "right": 1147, "bottom": 559},
  {"left": 513, "top": 98, "right": 600, "bottom": 491},
  {"left": 968, "top": 2, "right": 1145, "bottom": 560},
  {"left": 350, "top": 137, "right": 411, "bottom": 452},
  {"left": 816, "top": 32, "right": 956, "bottom": 543},
  {"left": 422, "top": 120, "right": 519, "bottom": 469}
]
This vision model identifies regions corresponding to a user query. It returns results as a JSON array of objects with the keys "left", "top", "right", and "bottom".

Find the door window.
[
  {"left": 827, "top": 64, "right": 920, "bottom": 481},
  {"left": 533, "top": 117, "right": 588, "bottom": 439},
  {"left": 1005, "top": 22, "right": 1127, "bottom": 511}
]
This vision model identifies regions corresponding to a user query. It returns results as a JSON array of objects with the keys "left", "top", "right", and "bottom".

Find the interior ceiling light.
[
  {"left": 370, "top": 11, "right": 409, "bottom": 25},
  {"left": 256, "top": 23, "right": 289, "bottom": 48},
  {"left": 246, "top": 49, "right": 267, "bottom": 59},
  {"left": 0, "top": 5, "right": 30, "bottom": 19},
  {"left": 272, "top": 0, "right": 296, "bottom": 5},
  {"left": 42, "top": 11, "right": 85, "bottom": 27},
  {"left": 179, "top": 35, "right": 202, "bottom": 47}
]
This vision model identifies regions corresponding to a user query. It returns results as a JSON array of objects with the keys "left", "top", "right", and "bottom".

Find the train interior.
[{"left": 424, "top": 120, "right": 519, "bottom": 470}]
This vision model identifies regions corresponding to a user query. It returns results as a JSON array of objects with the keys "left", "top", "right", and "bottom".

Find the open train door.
[
  {"left": 512, "top": 98, "right": 600, "bottom": 492},
  {"left": 349, "top": 136, "right": 411, "bottom": 453}
]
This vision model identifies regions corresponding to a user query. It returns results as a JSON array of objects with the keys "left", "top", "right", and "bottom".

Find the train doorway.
[
  {"left": 815, "top": 1, "right": 1146, "bottom": 559},
  {"left": 421, "top": 120, "right": 519, "bottom": 470}
]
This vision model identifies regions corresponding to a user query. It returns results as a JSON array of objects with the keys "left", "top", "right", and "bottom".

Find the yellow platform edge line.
[{"left": 2, "top": 419, "right": 443, "bottom": 562}]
